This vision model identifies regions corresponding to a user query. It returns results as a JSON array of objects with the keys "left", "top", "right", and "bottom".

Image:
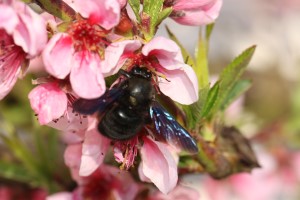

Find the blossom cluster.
[{"left": 0, "top": 0, "right": 222, "bottom": 198}]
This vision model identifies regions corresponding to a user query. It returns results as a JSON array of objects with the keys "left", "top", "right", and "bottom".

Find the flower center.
[{"left": 68, "top": 20, "right": 110, "bottom": 55}]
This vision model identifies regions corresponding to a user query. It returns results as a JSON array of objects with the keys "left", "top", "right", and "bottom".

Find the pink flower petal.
[
  {"left": 74, "top": 0, "right": 120, "bottom": 30},
  {"left": 0, "top": 5, "right": 19, "bottom": 34},
  {"left": 101, "top": 165, "right": 140, "bottom": 200},
  {"left": 0, "top": 30, "right": 24, "bottom": 100},
  {"left": 139, "top": 136, "right": 178, "bottom": 194},
  {"left": 28, "top": 82, "right": 68, "bottom": 125},
  {"left": 138, "top": 162, "right": 151, "bottom": 182},
  {"left": 79, "top": 124, "right": 110, "bottom": 176},
  {"left": 118, "top": 0, "right": 127, "bottom": 8},
  {"left": 172, "top": 0, "right": 223, "bottom": 26},
  {"left": 158, "top": 64, "right": 199, "bottom": 104},
  {"left": 0, "top": 73, "right": 18, "bottom": 100},
  {"left": 61, "top": 131, "right": 85, "bottom": 144},
  {"left": 42, "top": 33, "right": 74, "bottom": 79},
  {"left": 142, "top": 37, "right": 184, "bottom": 66},
  {"left": 46, "top": 192, "right": 73, "bottom": 200},
  {"left": 103, "top": 40, "right": 141, "bottom": 76},
  {"left": 149, "top": 185, "right": 200, "bottom": 200},
  {"left": 141, "top": 37, "right": 199, "bottom": 104},
  {"left": 12, "top": 1, "right": 47, "bottom": 56},
  {"left": 70, "top": 52, "right": 106, "bottom": 99},
  {"left": 47, "top": 107, "right": 88, "bottom": 134},
  {"left": 64, "top": 144, "right": 82, "bottom": 169},
  {"left": 0, "top": 59, "right": 21, "bottom": 100},
  {"left": 173, "top": 0, "right": 217, "bottom": 9}
]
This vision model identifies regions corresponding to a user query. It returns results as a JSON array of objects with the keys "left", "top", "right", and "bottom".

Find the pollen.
[{"left": 68, "top": 20, "right": 111, "bottom": 54}]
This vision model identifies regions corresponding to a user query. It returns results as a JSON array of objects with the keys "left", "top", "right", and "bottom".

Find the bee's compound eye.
[{"left": 132, "top": 66, "right": 139, "bottom": 74}]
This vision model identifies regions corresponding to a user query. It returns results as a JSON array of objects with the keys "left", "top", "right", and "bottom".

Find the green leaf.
[
  {"left": 128, "top": 0, "right": 141, "bottom": 22},
  {"left": 211, "top": 45, "right": 256, "bottom": 116},
  {"left": 165, "top": 26, "right": 195, "bottom": 67},
  {"left": 219, "top": 46, "right": 255, "bottom": 90},
  {"left": 0, "top": 161, "right": 35, "bottom": 184},
  {"left": 143, "top": 0, "right": 164, "bottom": 38},
  {"left": 34, "top": 0, "right": 76, "bottom": 21},
  {"left": 206, "top": 23, "right": 215, "bottom": 42},
  {"left": 221, "top": 79, "right": 252, "bottom": 110},
  {"left": 183, "top": 85, "right": 209, "bottom": 129},
  {"left": 156, "top": 7, "right": 172, "bottom": 27},
  {"left": 200, "top": 82, "right": 220, "bottom": 118}
]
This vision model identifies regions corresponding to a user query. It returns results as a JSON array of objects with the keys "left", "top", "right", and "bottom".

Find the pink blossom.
[
  {"left": 148, "top": 185, "right": 200, "bottom": 200},
  {"left": 47, "top": 107, "right": 88, "bottom": 136},
  {"left": 0, "top": 186, "right": 47, "bottom": 200},
  {"left": 0, "top": 30, "right": 25, "bottom": 100},
  {"left": 139, "top": 136, "right": 179, "bottom": 194},
  {"left": 0, "top": 0, "right": 47, "bottom": 100},
  {"left": 66, "top": 117, "right": 181, "bottom": 194},
  {"left": 104, "top": 36, "right": 199, "bottom": 104},
  {"left": 64, "top": 143, "right": 84, "bottom": 183},
  {"left": 59, "top": 117, "right": 109, "bottom": 177},
  {"left": 46, "top": 192, "right": 73, "bottom": 200},
  {"left": 142, "top": 37, "right": 198, "bottom": 104},
  {"left": 28, "top": 82, "right": 68, "bottom": 125},
  {"left": 79, "top": 122, "right": 110, "bottom": 176},
  {"left": 103, "top": 39, "right": 142, "bottom": 76},
  {"left": 42, "top": 0, "right": 123, "bottom": 99},
  {"left": 72, "top": 0, "right": 121, "bottom": 30},
  {"left": 47, "top": 165, "right": 140, "bottom": 200},
  {"left": 167, "top": 0, "right": 223, "bottom": 26}
]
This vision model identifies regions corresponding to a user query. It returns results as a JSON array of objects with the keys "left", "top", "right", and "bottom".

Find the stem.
[
  {"left": 195, "top": 27, "right": 209, "bottom": 89},
  {"left": 33, "top": 0, "right": 76, "bottom": 21}
]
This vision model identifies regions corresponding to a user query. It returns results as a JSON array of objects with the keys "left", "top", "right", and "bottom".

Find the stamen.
[{"left": 68, "top": 20, "right": 111, "bottom": 53}]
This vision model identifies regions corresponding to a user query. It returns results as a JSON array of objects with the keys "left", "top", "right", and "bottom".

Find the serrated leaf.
[
  {"left": 219, "top": 46, "right": 255, "bottom": 90},
  {"left": 165, "top": 26, "right": 195, "bottom": 67},
  {"left": 200, "top": 82, "right": 220, "bottom": 118},
  {"left": 211, "top": 46, "right": 256, "bottom": 116},
  {"left": 128, "top": 0, "right": 141, "bottom": 22},
  {"left": 221, "top": 79, "right": 252, "bottom": 110},
  {"left": 143, "top": 0, "right": 164, "bottom": 37},
  {"left": 156, "top": 7, "right": 172, "bottom": 26}
]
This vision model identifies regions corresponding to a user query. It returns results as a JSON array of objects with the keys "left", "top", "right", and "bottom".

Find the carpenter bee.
[{"left": 73, "top": 66, "right": 198, "bottom": 154}]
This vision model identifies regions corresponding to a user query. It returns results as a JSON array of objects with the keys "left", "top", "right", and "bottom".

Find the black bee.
[{"left": 73, "top": 66, "right": 198, "bottom": 153}]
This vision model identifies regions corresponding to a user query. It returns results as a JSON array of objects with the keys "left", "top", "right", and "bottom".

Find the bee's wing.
[
  {"left": 73, "top": 88, "right": 124, "bottom": 115},
  {"left": 150, "top": 101, "right": 198, "bottom": 154}
]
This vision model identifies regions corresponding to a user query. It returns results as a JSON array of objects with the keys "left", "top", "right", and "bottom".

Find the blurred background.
[
  {"left": 1, "top": 0, "right": 300, "bottom": 199},
  {"left": 158, "top": 0, "right": 300, "bottom": 199}
]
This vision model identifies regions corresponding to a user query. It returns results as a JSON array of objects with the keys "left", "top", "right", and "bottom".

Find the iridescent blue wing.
[
  {"left": 150, "top": 101, "right": 198, "bottom": 154},
  {"left": 73, "top": 88, "right": 124, "bottom": 115}
]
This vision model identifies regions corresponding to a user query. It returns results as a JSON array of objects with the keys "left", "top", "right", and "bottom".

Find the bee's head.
[{"left": 130, "top": 66, "right": 152, "bottom": 80}]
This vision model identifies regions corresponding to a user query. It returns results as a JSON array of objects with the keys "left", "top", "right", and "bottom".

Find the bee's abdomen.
[{"left": 98, "top": 106, "right": 144, "bottom": 140}]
